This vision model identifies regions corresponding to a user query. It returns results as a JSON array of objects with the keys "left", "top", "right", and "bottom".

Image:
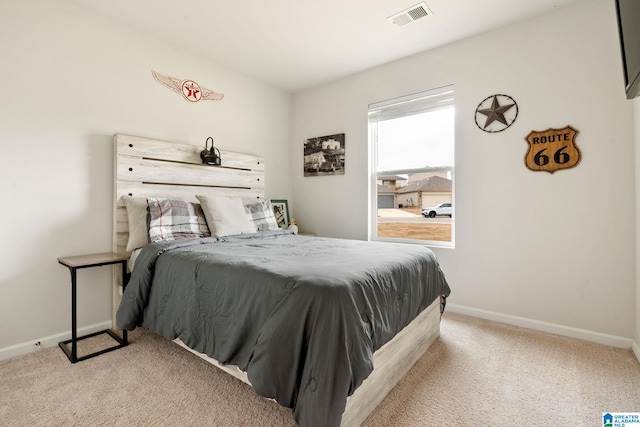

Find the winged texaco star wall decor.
[{"left": 152, "top": 70, "right": 224, "bottom": 103}]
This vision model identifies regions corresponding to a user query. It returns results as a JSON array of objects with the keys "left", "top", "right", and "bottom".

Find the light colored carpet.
[{"left": 1, "top": 313, "right": 638, "bottom": 426}]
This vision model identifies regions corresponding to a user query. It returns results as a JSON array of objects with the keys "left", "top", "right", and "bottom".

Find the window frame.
[{"left": 368, "top": 86, "right": 455, "bottom": 248}]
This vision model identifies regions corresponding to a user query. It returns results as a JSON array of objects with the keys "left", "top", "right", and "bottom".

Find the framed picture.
[
  {"left": 304, "top": 133, "right": 345, "bottom": 177},
  {"left": 270, "top": 199, "right": 290, "bottom": 229}
]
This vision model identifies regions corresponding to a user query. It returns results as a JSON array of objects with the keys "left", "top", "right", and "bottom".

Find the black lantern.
[{"left": 200, "top": 137, "right": 221, "bottom": 166}]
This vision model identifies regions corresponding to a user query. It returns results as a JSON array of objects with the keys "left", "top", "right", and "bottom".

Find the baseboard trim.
[
  {"left": 0, "top": 321, "right": 113, "bottom": 361},
  {"left": 446, "top": 304, "right": 633, "bottom": 349},
  {"left": 3, "top": 315, "right": 638, "bottom": 363},
  {"left": 632, "top": 339, "right": 640, "bottom": 364}
]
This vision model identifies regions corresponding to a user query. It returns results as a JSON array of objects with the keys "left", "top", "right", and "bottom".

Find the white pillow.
[
  {"left": 196, "top": 195, "right": 257, "bottom": 237},
  {"left": 122, "top": 196, "right": 149, "bottom": 252}
]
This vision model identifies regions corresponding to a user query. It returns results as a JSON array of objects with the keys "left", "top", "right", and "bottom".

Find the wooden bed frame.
[{"left": 111, "top": 133, "right": 442, "bottom": 426}]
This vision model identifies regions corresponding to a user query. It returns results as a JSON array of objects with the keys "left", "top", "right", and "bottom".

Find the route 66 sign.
[{"left": 524, "top": 126, "right": 581, "bottom": 173}]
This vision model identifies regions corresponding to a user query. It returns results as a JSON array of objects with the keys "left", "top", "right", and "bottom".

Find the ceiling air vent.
[{"left": 387, "top": 2, "right": 432, "bottom": 27}]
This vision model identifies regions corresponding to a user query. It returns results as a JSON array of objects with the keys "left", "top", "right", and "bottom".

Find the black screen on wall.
[{"left": 616, "top": 0, "right": 640, "bottom": 99}]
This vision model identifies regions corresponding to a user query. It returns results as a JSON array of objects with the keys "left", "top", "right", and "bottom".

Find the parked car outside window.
[{"left": 421, "top": 203, "right": 452, "bottom": 218}]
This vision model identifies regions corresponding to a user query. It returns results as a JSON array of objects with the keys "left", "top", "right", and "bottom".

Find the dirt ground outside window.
[{"left": 377, "top": 207, "right": 452, "bottom": 242}]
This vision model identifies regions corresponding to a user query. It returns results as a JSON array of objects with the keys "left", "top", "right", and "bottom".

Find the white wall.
[
  {"left": 0, "top": 0, "right": 291, "bottom": 353},
  {"left": 292, "top": 0, "right": 636, "bottom": 343}
]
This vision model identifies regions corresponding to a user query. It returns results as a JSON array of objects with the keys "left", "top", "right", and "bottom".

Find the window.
[{"left": 369, "top": 85, "right": 455, "bottom": 246}]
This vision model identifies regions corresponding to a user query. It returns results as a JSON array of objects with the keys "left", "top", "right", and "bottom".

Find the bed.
[{"left": 111, "top": 134, "right": 451, "bottom": 427}]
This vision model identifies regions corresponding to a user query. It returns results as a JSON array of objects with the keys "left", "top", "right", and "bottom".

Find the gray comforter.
[{"left": 116, "top": 231, "right": 450, "bottom": 426}]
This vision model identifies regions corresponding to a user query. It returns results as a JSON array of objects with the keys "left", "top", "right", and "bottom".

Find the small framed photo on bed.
[{"left": 270, "top": 199, "right": 290, "bottom": 229}]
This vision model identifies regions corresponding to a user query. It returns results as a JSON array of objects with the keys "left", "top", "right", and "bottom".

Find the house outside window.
[{"left": 369, "top": 85, "right": 455, "bottom": 246}]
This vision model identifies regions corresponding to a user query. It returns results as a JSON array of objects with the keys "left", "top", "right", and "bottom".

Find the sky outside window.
[{"left": 376, "top": 106, "right": 454, "bottom": 172}]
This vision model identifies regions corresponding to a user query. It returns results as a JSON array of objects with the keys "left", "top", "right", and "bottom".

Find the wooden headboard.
[{"left": 111, "top": 133, "right": 265, "bottom": 328}]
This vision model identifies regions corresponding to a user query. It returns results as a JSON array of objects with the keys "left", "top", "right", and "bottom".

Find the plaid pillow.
[
  {"left": 244, "top": 200, "right": 280, "bottom": 231},
  {"left": 147, "top": 198, "right": 210, "bottom": 242}
]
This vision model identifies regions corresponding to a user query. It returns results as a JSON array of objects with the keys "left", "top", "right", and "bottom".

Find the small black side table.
[{"left": 57, "top": 252, "right": 129, "bottom": 363}]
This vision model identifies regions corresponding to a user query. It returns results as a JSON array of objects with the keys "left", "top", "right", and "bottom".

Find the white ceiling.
[{"left": 66, "top": 0, "right": 584, "bottom": 93}]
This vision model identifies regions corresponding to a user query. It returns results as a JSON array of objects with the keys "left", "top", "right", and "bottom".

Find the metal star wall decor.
[
  {"left": 475, "top": 94, "right": 518, "bottom": 133},
  {"left": 152, "top": 70, "right": 224, "bottom": 103}
]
